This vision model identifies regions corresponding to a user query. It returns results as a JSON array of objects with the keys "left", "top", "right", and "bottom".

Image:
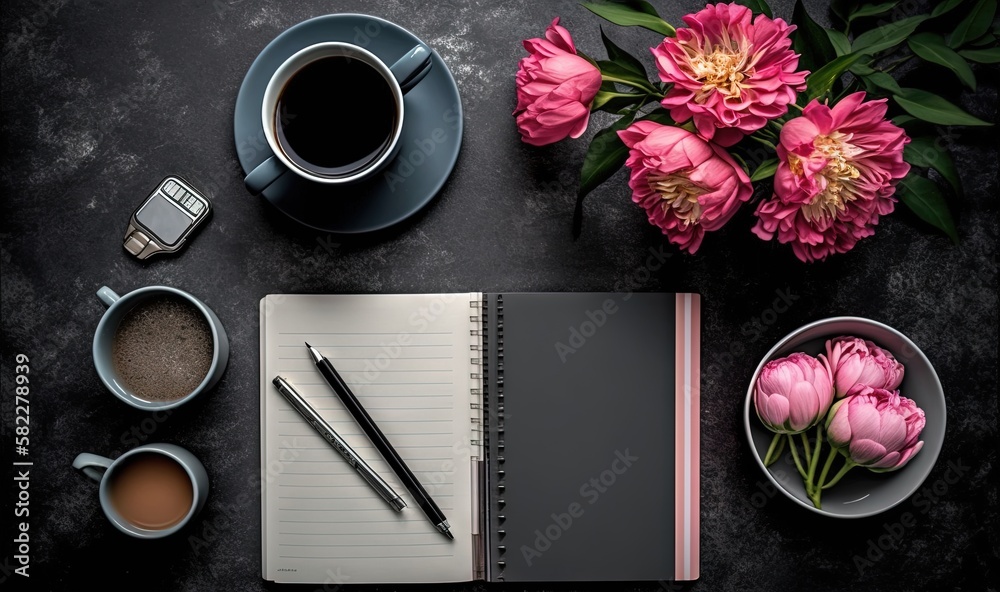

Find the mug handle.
[
  {"left": 244, "top": 155, "right": 289, "bottom": 196},
  {"left": 390, "top": 44, "right": 433, "bottom": 95},
  {"left": 97, "top": 286, "right": 120, "bottom": 308},
  {"left": 73, "top": 453, "right": 113, "bottom": 483}
]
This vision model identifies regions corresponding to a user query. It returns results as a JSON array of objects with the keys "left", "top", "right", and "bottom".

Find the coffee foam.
[{"left": 111, "top": 295, "right": 214, "bottom": 402}]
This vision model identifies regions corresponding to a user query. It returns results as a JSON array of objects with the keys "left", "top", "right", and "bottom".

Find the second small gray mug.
[
  {"left": 92, "top": 285, "right": 229, "bottom": 410},
  {"left": 73, "top": 443, "right": 209, "bottom": 539}
]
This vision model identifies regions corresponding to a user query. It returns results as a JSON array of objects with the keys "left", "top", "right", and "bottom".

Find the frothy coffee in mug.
[
  {"left": 111, "top": 295, "right": 214, "bottom": 401},
  {"left": 108, "top": 452, "right": 194, "bottom": 530}
]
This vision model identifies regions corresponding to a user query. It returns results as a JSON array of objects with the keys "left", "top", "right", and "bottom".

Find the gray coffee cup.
[
  {"left": 73, "top": 443, "right": 209, "bottom": 539},
  {"left": 93, "top": 285, "right": 229, "bottom": 410}
]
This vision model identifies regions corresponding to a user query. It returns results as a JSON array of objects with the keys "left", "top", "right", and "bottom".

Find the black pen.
[{"left": 305, "top": 342, "right": 454, "bottom": 540}]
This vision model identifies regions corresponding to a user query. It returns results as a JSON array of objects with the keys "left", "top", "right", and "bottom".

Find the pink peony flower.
[
  {"left": 752, "top": 92, "right": 911, "bottom": 262},
  {"left": 618, "top": 120, "right": 753, "bottom": 253},
  {"left": 651, "top": 3, "right": 807, "bottom": 147},
  {"left": 825, "top": 336, "right": 905, "bottom": 398},
  {"left": 514, "top": 17, "right": 602, "bottom": 146},
  {"left": 754, "top": 352, "right": 834, "bottom": 434},
  {"left": 826, "top": 385, "right": 926, "bottom": 472}
]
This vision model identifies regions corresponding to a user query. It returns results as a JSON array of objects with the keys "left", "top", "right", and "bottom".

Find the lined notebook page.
[{"left": 260, "top": 294, "right": 478, "bottom": 584}]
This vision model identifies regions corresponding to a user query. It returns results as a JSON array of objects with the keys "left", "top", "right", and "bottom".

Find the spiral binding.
[
  {"left": 469, "top": 296, "right": 483, "bottom": 461},
  {"left": 494, "top": 294, "right": 506, "bottom": 580}
]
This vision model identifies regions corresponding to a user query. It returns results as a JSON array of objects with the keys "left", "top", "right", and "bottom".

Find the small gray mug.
[
  {"left": 73, "top": 443, "right": 209, "bottom": 539},
  {"left": 93, "top": 285, "right": 230, "bottom": 410}
]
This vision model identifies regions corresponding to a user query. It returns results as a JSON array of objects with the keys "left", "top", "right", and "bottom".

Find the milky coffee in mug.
[
  {"left": 108, "top": 452, "right": 194, "bottom": 530},
  {"left": 72, "top": 443, "right": 209, "bottom": 539}
]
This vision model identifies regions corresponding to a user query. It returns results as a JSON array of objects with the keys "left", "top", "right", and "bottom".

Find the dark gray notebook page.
[{"left": 495, "top": 292, "right": 676, "bottom": 582}]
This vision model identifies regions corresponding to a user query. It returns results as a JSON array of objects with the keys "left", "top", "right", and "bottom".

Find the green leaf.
[
  {"left": 904, "top": 137, "right": 963, "bottom": 196},
  {"left": 931, "top": 0, "right": 966, "bottom": 17},
  {"left": 793, "top": 0, "right": 837, "bottom": 72},
  {"left": 750, "top": 158, "right": 779, "bottom": 182},
  {"left": 581, "top": 2, "right": 676, "bottom": 37},
  {"left": 730, "top": 151, "right": 749, "bottom": 173},
  {"left": 827, "top": 29, "right": 853, "bottom": 56},
  {"left": 908, "top": 33, "right": 977, "bottom": 89},
  {"left": 848, "top": 1, "right": 898, "bottom": 21},
  {"left": 864, "top": 71, "right": 904, "bottom": 95},
  {"left": 733, "top": 0, "right": 773, "bottom": 18},
  {"left": 948, "top": 0, "right": 997, "bottom": 48},
  {"left": 894, "top": 88, "right": 993, "bottom": 126},
  {"left": 959, "top": 46, "right": 1000, "bottom": 62},
  {"left": 600, "top": 27, "right": 648, "bottom": 78},
  {"left": 896, "top": 173, "right": 959, "bottom": 243},
  {"left": 831, "top": 0, "right": 859, "bottom": 25},
  {"left": 892, "top": 114, "right": 920, "bottom": 128},
  {"left": 971, "top": 32, "right": 997, "bottom": 46},
  {"left": 849, "top": 61, "right": 877, "bottom": 75},
  {"left": 807, "top": 53, "right": 866, "bottom": 100},
  {"left": 610, "top": 0, "right": 662, "bottom": 16},
  {"left": 574, "top": 114, "right": 635, "bottom": 236},
  {"left": 598, "top": 60, "right": 657, "bottom": 93},
  {"left": 577, "top": 116, "right": 632, "bottom": 200},
  {"left": 591, "top": 90, "right": 652, "bottom": 112},
  {"left": 639, "top": 111, "right": 676, "bottom": 126},
  {"left": 852, "top": 15, "right": 929, "bottom": 55}
]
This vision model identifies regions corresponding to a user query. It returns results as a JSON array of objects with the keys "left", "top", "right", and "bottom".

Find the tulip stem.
[
  {"left": 787, "top": 434, "right": 808, "bottom": 480},
  {"left": 800, "top": 432, "right": 813, "bottom": 467},
  {"left": 822, "top": 459, "right": 857, "bottom": 490},
  {"left": 763, "top": 433, "right": 785, "bottom": 466},
  {"left": 817, "top": 447, "right": 839, "bottom": 491},
  {"left": 805, "top": 425, "right": 824, "bottom": 508}
]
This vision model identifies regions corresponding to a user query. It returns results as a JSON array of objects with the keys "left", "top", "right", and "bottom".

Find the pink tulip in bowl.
[{"left": 743, "top": 317, "right": 946, "bottom": 518}]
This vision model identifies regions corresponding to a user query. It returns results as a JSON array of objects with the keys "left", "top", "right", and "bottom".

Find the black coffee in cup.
[{"left": 275, "top": 56, "right": 397, "bottom": 177}]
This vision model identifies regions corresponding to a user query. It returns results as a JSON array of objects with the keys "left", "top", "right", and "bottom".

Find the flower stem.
[
  {"left": 600, "top": 74, "right": 660, "bottom": 97},
  {"left": 800, "top": 432, "right": 813, "bottom": 468},
  {"left": 805, "top": 425, "right": 824, "bottom": 508},
  {"left": 817, "top": 447, "right": 839, "bottom": 490},
  {"left": 763, "top": 433, "right": 783, "bottom": 466},
  {"left": 822, "top": 459, "right": 857, "bottom": 490},
  {"left": 787, "top": 434, "right": 808, "bottom": 480}
]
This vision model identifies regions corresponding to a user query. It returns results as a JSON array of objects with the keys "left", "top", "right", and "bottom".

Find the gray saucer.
[{"left": 233, "top": 14, "right": 463, "bottom": 234}]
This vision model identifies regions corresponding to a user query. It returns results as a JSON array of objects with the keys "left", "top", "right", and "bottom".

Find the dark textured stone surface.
[{"left": 1, "top": 1, "right": 996, "bottom": 591}]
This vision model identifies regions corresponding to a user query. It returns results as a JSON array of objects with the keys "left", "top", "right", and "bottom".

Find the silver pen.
[{"left": 272, "top": 376, "right": 406, "bottom": 512}]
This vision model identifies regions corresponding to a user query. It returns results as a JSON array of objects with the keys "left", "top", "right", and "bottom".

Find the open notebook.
[{"left": 259, "top": 292, "right": 700, "bottom": 584}]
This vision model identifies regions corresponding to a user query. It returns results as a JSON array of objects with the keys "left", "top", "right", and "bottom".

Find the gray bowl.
[{"left": 743, "top": 317, "right": 946, "bottom": 518}]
